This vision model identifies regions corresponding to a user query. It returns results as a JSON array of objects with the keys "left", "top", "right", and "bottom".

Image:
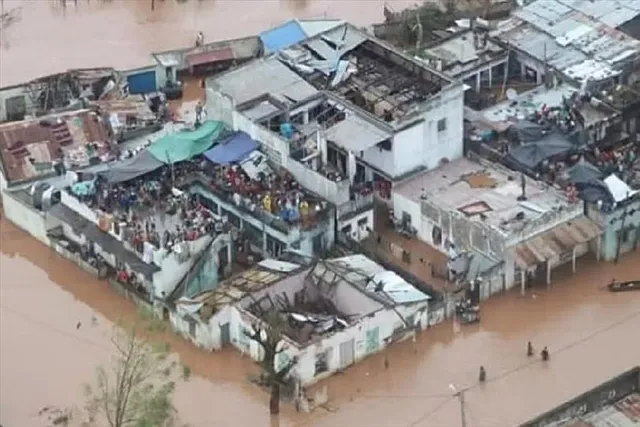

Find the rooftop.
[
  {"left": 181, "top": 258, "right": 308, "bottom": 320},
  {"left": 152, "top": 35, "right": 261, "bottom": 69},
  {"left": 479, "top": 83, "right": 619, "bottom": 131},
  {"left": 0, "top": 109, "right": 112, "bottom": 185},
  {"left": 393, "top": 157, "right": 575, "bottom": 234},
  {"left": 420, "top": 30, "right": 507, "bottom": 78},
  {"left": 524, "top": 367, "right": 640, "bottom": 427},
  {"left": 210, "top": 23, "right": 452, "bottom": 129},
  {"left": 492, "top": 0, "right": 640, "bottom": 82},
  {"left": 237, "top": 254, "right": 430, "bottom": 346}
]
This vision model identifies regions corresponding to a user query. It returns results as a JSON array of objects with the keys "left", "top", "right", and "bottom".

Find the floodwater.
[
  {"left": 1, "top": 1, "right": 640, "bottom": 426},
  {"left": 0, "top": 0, "right": 419, "bottom": 87},
  {"left": 2, "top": 213, "right": 640, "bottom": 427}
]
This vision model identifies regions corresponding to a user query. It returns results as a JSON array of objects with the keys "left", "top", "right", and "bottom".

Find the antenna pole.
[{"left": 457, "top": 390, "right": 467, "bottom": 427}]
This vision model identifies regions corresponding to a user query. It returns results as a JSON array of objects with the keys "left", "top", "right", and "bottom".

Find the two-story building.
[
  {"left": 205, "top": 23, "right": 466, "bottom": 242},
  {"left": 392, "top": 156, "right": 602, "bottom": 298}
]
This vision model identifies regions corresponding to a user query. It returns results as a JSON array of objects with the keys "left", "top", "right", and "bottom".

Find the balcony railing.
[{"left": 337, "top": 194, "right": 374, "bottom": 219}]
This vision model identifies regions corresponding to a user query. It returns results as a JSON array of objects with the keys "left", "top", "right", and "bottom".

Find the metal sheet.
[{"left": 187, "top": 47, "right": 235, "bottom": 67}]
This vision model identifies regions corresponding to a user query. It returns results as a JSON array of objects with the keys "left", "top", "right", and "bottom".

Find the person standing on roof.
[{"left": 196, "top": 31, "right": 204, "bottom": 47}]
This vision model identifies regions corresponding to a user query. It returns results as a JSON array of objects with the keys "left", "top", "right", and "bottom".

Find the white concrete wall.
[
  {"left": 151, "top": 235, "right": 213, "bottom": 298},
  {"left": 398, "top": 83, "right": 465, "bottom": 176},
  {"left": 338, "top": 209, "right": 374, "bottom": 242},
  {"left": 360, "top": 82, "right": 465, "bottom": 179},
  {"left": 289, "top": 302, "right": 428, "bottom": 385},
  {"left": 2, "top": 191, "right": 61, "bottom": 245},
  {"left": 61, "top": 191, "right": 98, "bottom": 224},
  {"left": 391, "top": 192, "right": 423, "bottom": 239},
  {"left": 287, "top": 158, "right": 351, "bottom": 206}
]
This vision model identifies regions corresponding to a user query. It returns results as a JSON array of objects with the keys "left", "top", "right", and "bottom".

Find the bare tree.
[
  {"left": 247, "top": 311, "right": 298, "bottom": 415},
  {"left": 82, "top": 324, "right": 183, "bottom": 427}
]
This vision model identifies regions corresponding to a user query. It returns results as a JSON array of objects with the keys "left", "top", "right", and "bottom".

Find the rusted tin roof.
[
  {"left": 186, "top": 46, "right": 235, "bottom": 67},
  {"left": 0, "top": 109, "right": 111, "bottom": 185}
]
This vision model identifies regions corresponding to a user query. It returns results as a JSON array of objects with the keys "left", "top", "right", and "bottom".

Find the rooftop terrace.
[
  {"left": 394, "top": 157, "right": 576, "bottom": 234},
  {"left": 210, "top": 23, "right": 451, "bottom": 129}
]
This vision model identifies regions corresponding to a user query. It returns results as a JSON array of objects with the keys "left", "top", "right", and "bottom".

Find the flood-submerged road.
[
  {"left": 1, "top": 1, "right": 640, "bottom": 426},
  {"left": 2, "top": 215, "right": 639, "bottom": 427}
]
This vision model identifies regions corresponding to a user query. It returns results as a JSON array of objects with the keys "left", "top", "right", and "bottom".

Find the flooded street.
[
  {"left": 1, "top": 1, "right": 640, "bottom": 426},
  {"left": 2, "top": 214, "right": 639, "bottom": 427}
]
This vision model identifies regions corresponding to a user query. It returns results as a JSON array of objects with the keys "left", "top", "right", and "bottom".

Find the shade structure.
[
  {"left": 203, "top": 131, "right": 259, "bottom": 165},
  {"left": 99, "top": 150, "right": 164, "bottom": 183},
  {"left": 148, "top": 120, "right": 225, "bottom": 164}
]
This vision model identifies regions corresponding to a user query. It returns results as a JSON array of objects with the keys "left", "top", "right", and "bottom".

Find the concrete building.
[
  {"left": 586, "top": 186, "right": 640, "bottom": 263},
  {"left": 523, "top": 366, "right": 640, "bottom": 427},
  {"left": 151, "top": 18, "right": 343, "bottom": 84},
  {"left": 467, "top": 81, "right": 640, "bottom": 264},
  {"left": 0, "top": 68, "right": 125, "bottom": 123},
  {"left": 492, "top": 0, "right": 640, "bottom": 89},
  {"left": 170, "top": 253, "right": 443, "bottom": 386},
  {"left": 206, "top": 23, "right": 465, "bottom": 242},
  {"left": 419, "top": 28, "right": 509, "bottom": 93},
  {"left": 392, "top": 156, "right": 602, "bottom": 298}
]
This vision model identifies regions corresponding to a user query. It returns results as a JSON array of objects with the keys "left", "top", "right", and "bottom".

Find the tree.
[
  {"left": 82, "top": 324, "right": 183, "bottom": 427},
  {"left": 247, "top": 311, "right": 298, "bottom": 415}
]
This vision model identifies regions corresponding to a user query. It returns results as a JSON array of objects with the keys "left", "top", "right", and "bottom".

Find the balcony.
[{"left": 337, "top": 193, "right": 374, "bottom": 220}]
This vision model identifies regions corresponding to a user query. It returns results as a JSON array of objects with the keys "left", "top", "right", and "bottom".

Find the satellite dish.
[{"left": 506, "top": 88, "right": 518, "bottom": 101}]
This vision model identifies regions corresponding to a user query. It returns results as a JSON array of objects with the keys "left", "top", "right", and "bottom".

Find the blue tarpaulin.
[
  {"left": 203, "top": 131, "right": 259, "bottom": 165},
  {"left": 260, "top": 20, "right": 307, "bottom": 54}
]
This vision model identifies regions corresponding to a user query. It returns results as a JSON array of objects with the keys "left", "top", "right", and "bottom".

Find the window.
[
  {"left": 437, "top": 118, "right": 447, "bottom": 132},
  {"left": 341, "top": 224, "right": 352, "bottom": 235},
  {"left": 187, "top": 318, "right": 197, "bottom": 338},
  {"left": 315, "top": 348, "right": 330, "bottom": 375},
  {"left": 357, "top": 217, "right": 368, "bottom": 228}
]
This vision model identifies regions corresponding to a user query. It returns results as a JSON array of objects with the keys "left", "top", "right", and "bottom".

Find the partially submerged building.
[
  {"left": 206, "top": 23, "right": 465, "bottom": 241},
  {"left": 392, "top": 156, "right": 602, "bottom": 297},
  {"left": 170, "top": 253, "right": 441, "bottom": 385}
]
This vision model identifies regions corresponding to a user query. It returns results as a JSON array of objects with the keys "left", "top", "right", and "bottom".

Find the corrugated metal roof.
[
  {"left": 211, "top": 57, "right": 318, "bottom": 105},
  {"left": 515, "top": 216, "right": 602, "bottom": 268},
  {"left": 496, "top": 0, "right": 640, "bottom": 81},
  {"left": 325, "top": 113, "right": 392, "bottom": 152},
  {"left": 0, "top": 110, "right": 111, "bottom": 184},
  {"left": 297, "top": 19, "right": 344, "bottom": 38},
  {"left": 260, "top": 20, "right": 307, "bottom": 54},
  {"left": 328, "top": 254, "right": 431, "bottom": 304},
  {"left": 186, "top": 46, "right": 235, "bottom": 67}
]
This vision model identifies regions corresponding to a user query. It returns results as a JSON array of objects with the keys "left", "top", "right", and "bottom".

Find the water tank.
[{"left": 30, "top": 182, "right": 60, "bottom": 211}]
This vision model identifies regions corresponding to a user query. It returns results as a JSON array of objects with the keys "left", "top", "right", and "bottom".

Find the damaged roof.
[
  {"left": 326, "top": 254, "right": 431, "bottom": 305},
  {"left": 0, "top": 109, "right": 110, "bottom": 185},
  {"left": 493, "top": 0, "right": 640, "bottom": 82}
]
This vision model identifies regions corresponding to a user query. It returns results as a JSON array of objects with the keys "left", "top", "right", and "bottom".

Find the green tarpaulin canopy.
[{"left": 148, "top": 120, "right": 225, "bottom": 164}]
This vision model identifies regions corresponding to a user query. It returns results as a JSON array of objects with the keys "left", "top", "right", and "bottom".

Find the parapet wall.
[{"left": 522, "top": 367, "right": 640, "bottom": 427}]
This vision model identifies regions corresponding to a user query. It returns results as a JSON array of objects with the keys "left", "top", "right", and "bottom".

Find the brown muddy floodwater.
[
  {"left": 2, "top": 214, "right": 640, "bottom": 427},
  {"left": 0, "top": 0, "right": 420, "bottom": 87},
  {"left": 1, "top": 2, "right": 640, "bottom": 426}
]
